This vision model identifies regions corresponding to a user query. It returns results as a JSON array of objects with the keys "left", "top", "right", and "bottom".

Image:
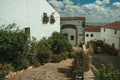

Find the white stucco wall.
[
  {"left": 0, "top": 0, "right": 60, "bottom": 40},
  {"left": 61, "top": 20, "right": 84, "bottom": 45},
  {"left": 85, "top": 32, "right": 101, "bottom": 45},
  {"left": 101, "top": 28, "right": 120, "bottom": 49},
  {"left": 62, "top": 28, "right": 76, "bottom": 45}
]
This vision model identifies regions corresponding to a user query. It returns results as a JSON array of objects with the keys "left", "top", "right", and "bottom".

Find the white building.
[
  {"left": 101, "top": 21, "right": 120, "bottom": 50},
  {"left": 60, "top": 17, "right": 85, "bottom": 46},
  {"left": 0, "top": 0, "right": 60, "bottom": 40},
  {"left": 85, "top": 27, "right": 101, "bottom": 45}
]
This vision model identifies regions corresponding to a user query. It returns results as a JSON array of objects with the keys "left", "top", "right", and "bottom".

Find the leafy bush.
[
  {"left": 0, "top": 23, "right": 29, "bottom": 70},
  {"left": 27, "top": 55, "right": 41, "bottom": 67},
  {"left": 71, "top": 51, "right": 90, "bottom": 79},
  {"left": 103, "top": 44, "right": 118, "bottom": 56},
  {"left": 36, "top": 38, "right": 52, "bottom": 64},
  {"left": 93, "top": 64, "right": 120, "bottom": 80},
  {"left": 0, "top": 63, "right": 14, "bottom": 79},
  {"left": 50, "top": 52, "right": 69, "bottom": 63},
  {"left": 36, "top": 32, "right": 72, "bottom": 64},
  {"left": 13, "top": 57, "right": 29, "bottom": 70},
  {"left": 48, "top": 32, "right": 72, "bottom": 54}
]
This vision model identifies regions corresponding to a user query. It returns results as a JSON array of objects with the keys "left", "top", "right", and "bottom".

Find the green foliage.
[
  {"left": 71, "top": 51, "right": 89, "bottom": 79},
  {"left": 13, "top": 57, "right": 29, "bottom": 70},
  {"left": 48, "top": 32, "right": 72, "bottom": 54},
  {"left": 36, "top": 32, "right": 72, "bottom": 64},
  {"left": 0, "top": 23, "right": 30, "bottom": 70},
  {"left": 93, "top": 64, "right": 120, "bottom": 80},
  {"left": 0, "top": 63, "right": 14, "bottom": 79},
  {"left": 103, "top": 44, "right": 118, "bottom": 56},
  {"left": 27, "top": 55, "right": 41, "bottom": 67},
  {"left": 50, "top": 52, "right": 69, "bottom": 63},
  {"left": 37, "top": 38, "right": 52, "bottom": 64}
]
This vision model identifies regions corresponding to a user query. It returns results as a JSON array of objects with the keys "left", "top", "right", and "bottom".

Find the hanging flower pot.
[
  {"left": 50, "top": 15, "right": 55, "bottom": 24},
  {"left": 42, "top": 13, "right": 49, "bottom": 24}
]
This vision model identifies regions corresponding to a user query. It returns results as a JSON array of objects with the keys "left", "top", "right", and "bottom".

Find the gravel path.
[{"left": 8, "top": 59, "right": 73, "bottom": 80}]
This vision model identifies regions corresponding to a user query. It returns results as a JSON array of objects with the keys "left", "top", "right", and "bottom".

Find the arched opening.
[{"left": 61, "top": 24, "right": 78, "bottom": 45}]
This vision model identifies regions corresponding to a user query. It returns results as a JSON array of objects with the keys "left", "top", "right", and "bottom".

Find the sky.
[{"left": 48, "top": 0, "right": 120, "bottom": 23}]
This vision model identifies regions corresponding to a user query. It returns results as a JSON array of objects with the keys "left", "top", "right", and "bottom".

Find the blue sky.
[{"left": 48, "top": 0, "right": 120, "bottom": 23}]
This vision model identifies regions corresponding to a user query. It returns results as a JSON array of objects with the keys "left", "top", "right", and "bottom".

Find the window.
[
  {"left": 104, "top": 28, "right": 105, "bottom": 32},
  {"left": 25, "top": 27, "right": 30, "bottom": 36},
  {"left": 91, "top": 34, "right": 93, "bottom": 37},
  {"left": 86, "top": 34, "right": 89, "bottom": 37},
  {"left": 114, "top": 30, "right": 117, "bottom": 35},
  {"left": 63, "top": 34, "right": 68, "bottom": 38},
  {"left": 112, "top": 43, "right": 115, "bottom": 48},
  {"left": 82, "top": 21, "right": 85, "bottom": 28},
  {"left": 71, "top": 35, "right": 74, "bottom": 40}
]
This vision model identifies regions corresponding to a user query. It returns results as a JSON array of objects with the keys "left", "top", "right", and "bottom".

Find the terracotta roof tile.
[
  {"left": 104, "top": 21, "right": 120, "bottom": 29},
  {"left": 85, "top": 27, "right": 101, "bottom": 32},
  {"left": 60, "top": 17, "right": 85, "bottom": 20}
]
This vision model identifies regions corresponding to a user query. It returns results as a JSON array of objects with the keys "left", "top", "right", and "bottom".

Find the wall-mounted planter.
[
  {"left": 42, "top": 13, "right": 49, "bottom": 24},
  {"left": 50, "top": 15, "right": 55, "bottom": 24}
]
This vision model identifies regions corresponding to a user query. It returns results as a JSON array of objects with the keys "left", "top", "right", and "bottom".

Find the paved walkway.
[
  {"left": 83, "top": 44, "right": 95, "bottom": 80},
  {"left": 84, "top": 68, "right": 95, "bottom": 80}
]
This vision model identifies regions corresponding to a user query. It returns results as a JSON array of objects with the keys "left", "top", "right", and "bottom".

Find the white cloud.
[
  {"left": 48, "top": 0, "right": 119, "bottom": 23},
  {"left": 103, "top": 0, "right": 109, "bottom": 4},
  {"left": 62, "top": 0, "right": 73, "bottom": 5},
  {"left": 113, "top": 2, "right": 120, "bottom": 8},
  {"left": 95, "top": 0, "right": 103, "bottom": 5},
  {"left": 48, "top": 0, "right": 63, "bottom": 12}
]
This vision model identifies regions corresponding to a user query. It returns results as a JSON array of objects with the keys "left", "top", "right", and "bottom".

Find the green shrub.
[
  {"left": 0, "top": 63, "right": 14, "bottom": 79},
  {"left": 93, "top": 64, "right": 120, "bottom": 80},
  {"left": 13, "top": 57, "right": 29, "bottom": 70},
  {"left": 27, "top": 55, "right": 40, "bottom": 67},
  {"left": 36, "top": 32, "right": 72, "bottom": 64},
  {"left": 30, "top": 37, "right": 37, "bottom": 54},
  {"left": 71, "top": 51, "right": 89, "bottom": 79},
  {"left": 103, "top": 44, "right": 118, "bottom": 56},
  {"left": 48, "top": 32, "right": 72, "bottom": 54},
  {"left": 50, "top": 52, "right": 69, "bottom": 63},
  {"left": 0, "top": 23, "right": 31, "bottom": 71},
  {"left": 37, "top": 38, "right": 52, "bottom": 64},
  {"left": 0, "top": 23, "right": 29, "bottom": 69}
]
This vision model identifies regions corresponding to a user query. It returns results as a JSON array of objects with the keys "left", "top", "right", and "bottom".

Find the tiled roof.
[
  {"left": 60, "top": 17, "right": 85, "bottom": 20},
  {"left": 85, "top": 27, "right": 101, "bottom": 32},
  {"left": 104, "top": 21, "right": 120, "bottom": 29}
]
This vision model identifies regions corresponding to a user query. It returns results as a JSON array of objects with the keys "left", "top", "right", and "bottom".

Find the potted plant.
[
  {"left": 42, "top": 13, "right": 49, "bottom": 24},
  {"left": 50, "top": 15, "right": 55, "bottom": 24}
]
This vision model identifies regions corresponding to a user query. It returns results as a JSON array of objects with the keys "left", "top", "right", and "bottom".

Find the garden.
[
  {"left": 0, "top": 23, "right": 92, "bottom": 80},
  {"left": 0, "top": 23, "right": 73, "bottom": 79}
]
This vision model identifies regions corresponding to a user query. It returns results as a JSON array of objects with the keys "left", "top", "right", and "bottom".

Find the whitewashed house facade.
[
  {"left": 85, "top": 27, "right": 101, "bottom": 45},
  {"left": 60, "top": 17, "right": 85, "bottom": 46},
  {"left": 0, "top": 0, "right": 60, "bottom": 40},
  {"left": 101, "top": 21, "right": 120, "bottom": 50}
]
